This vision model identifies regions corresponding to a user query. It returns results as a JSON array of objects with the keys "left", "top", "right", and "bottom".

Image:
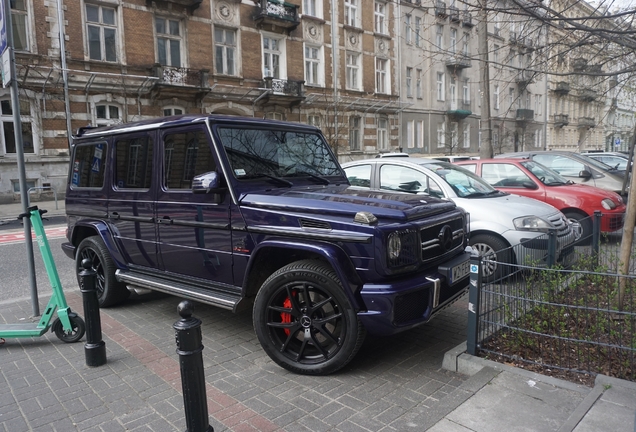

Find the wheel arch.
[
  {"left": 243, "top": 240, "right": 364, "bottom": 310},
  {"left": 469, "top": 230, "right": 517, "bottom": 264},
  {"left": 70, "top": 220, "right": 128, "bottom": 269}
]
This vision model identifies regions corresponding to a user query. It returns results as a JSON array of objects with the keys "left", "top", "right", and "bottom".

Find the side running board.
[{"left": 115, "top": 269, "right": 243, "bottom": 312}]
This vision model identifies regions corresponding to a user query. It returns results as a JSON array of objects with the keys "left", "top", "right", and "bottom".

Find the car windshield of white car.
[{"left": 429, "top": 163, "right": 502, "bottom": 198}]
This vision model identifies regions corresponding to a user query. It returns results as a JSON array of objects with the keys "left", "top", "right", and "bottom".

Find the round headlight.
[
  {"left": 387, "top": 232, "right": 402, "bottom": 259},
  {"left": 601, "top": 198, "right": 616, "bottom": 210}
]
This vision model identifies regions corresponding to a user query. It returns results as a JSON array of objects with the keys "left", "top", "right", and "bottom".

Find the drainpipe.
[
  {"left": 330, "top": 0, "right": 339, "bottom": 155},
  {"left": 56, "top": 0, "right": 72, "bottom": 149}
]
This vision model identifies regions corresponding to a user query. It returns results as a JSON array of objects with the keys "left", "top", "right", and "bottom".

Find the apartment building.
[{"left": 0, "top": 0, "right": 403, "bottom": 202}]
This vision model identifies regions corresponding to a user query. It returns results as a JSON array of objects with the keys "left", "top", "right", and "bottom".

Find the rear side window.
[
  {"left": 114, "top": 136, "right": 154, "bottom": 189},
  {"left": 70, "top": 142, "right": 106, "bottom": 188}
]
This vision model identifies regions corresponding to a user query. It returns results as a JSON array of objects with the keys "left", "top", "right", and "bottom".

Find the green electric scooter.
[{"left": 0, "top": 206, "right": 85, "bottom": 344}]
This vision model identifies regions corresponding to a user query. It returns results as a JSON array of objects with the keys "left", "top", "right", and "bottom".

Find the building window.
[
  {"left": 463, "top": 124, "right": 471, "bottom": 148},
  {"left": 215, "top": 27, "right": 236, "bottom": 76},
  {"left": 265, "top": 112, "right": 284, "bottom": 120},
  {"left": 416, "top": 69, "right": 422, "bottom": 98},
  {"left": 346, "top": 52, "right": 361, "bottom": 90},
  {"left": 450, "top": 122, "right": 459, "bottom": 149},
  {"left": 376, "top": 58, "right": 388, "bottom": 94},
  {"left": 415, "top": 17, "right": 422, "bottom": 47},
  {"left": 156, "top": 17, "right": 181, "bottom": 67},
  {"left": 349, "top": 117, "right": 361, "bottom": 151},
  {"left": 304, "top": 45, "right": 323, "bottom": 86},
  {"left": 493, "top": 14, "right": 500, "bottom": 36},
  {"left": 494, "top": 85, "right": 500, "bottom": 110},
  {"left": 263, "top": 36, "right": 284, "bottom": 78},
  {"left": 437, "top": 72, "right": 445, "bottom": 101},
  {"left": 437, "top": 122, "right": 446, "bottom": 148},
  {"left": 450, "top": 78, "right": 457, "bottom": 108},
  {"left": 535, "top": 94, "right": 542, "bottom": 115},
  {"left": 308, "top": 114, "right": 321, "bottom": 127},
  {"left": 163, "top": 106, "right": 184, "bottom": 116},
  {"left": 509, "top": 87, "right": 515, "bottom": 109},
  {"left": 304, "top": 0, "right": 322, "bottom": 18},
  {"left": 374, "top": 2, "right": 386, "bottom": 34},
  {"left": 96, "top": 104, "right": 121, "bottom": 126},
  {"left": 406, "top": 67, "right": 412, "bottom": 98},
  {"left": 416, "top": 121, "right": 423, "bottom": 148},
  {"left": 377, "top": 118, "right": 388, "bottom": 150},
  {"left": 345, "top": 0, "right": 359, "bottom": 27},
  {"left": 0, "top": 99, "right": 33, "bottom": 155},
  {"left": 405, "top": 14, "right": 412, "bottom": 44},
  {"left": 435, "top": 25, "right": 443, "bottom": 51},
  {"left": 463, "top": 79, "right": 470, "bottom": 103},
  {"left": 11, "top": 0, "right": 29, "bottom": 51},
  {"left": 450, "top": 28, "right": 457, "bottom": 54},
  {"left": 493, "top": 44, "right": 499, "bottom": 65},
  {"left": 535, "top": 132, "right": 542, "bottom": 148},
  {"left": 462, "top": 33, "right": 469, "bottom": 55},
  {"left": 86, "top": 4, "right": 117, "bottom": 62},
  {"left": 407, "top": 121, "right": 414, "bottom": 148}
]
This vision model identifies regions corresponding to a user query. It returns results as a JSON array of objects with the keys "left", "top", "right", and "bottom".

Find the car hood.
[
  {"left": 453, "top": 193, "right": 560, "bottom": 227},
  {"left": 238, "top": 185, "right": 456, "bottom": 222}
]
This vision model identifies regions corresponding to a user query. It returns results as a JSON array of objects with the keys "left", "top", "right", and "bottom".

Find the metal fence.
[{"left": 466, "top": 212, "right": 636, "bottom": 382}]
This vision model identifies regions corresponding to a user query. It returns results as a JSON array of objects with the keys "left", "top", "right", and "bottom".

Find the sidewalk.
[
  {"left": 0, "top": 199, "right": 66, "bottom": 224},
  {"left": 1, "top": 199, "right": 635, "bottom": 431}
]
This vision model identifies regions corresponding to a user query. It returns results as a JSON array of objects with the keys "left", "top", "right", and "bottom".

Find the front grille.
[
  {"left": 420, "top": 216, "right": 465, "bottom": 263},
  {"left": 548, "top": 212, "right": 571, "bottom": 239},
  {"left": 394, "top": 289, "right": 429, "bottom": 324},
  {"left": 607, "top": 214, "right": 624, "bottom": 231}
]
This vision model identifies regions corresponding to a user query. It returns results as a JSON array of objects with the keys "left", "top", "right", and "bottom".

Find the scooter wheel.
[{"left": 52, "top": 313, "right": 86, "bottom": 343}]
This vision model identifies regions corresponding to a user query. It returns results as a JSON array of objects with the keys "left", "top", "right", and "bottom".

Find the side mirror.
[
  {"left": 579, "top": 169, "right": 592, "bottom": 179},
  {"left": 192, "top": 171, "right": 221, "bottom": 194},
  {"left": 521, "top": 181, "right": 539, "bottom": 190}
]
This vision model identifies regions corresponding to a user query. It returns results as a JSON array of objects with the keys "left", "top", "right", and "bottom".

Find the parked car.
[
  {"left": 581, "top": 152, "right": 631, "bottom": 172},
  {"left": 63, "top": 114, "right": 472, "bottom": 375},
  {"left": 342, "top": 159, "right": 576, "bottom": 281},
  {"left": 375, "top": 152, "right": 409, "bottom": 158},
  {"left": 425, "top": 156, "right": 478, "bottom": 163},
  {"left": 495, "top": 151, "right": 627, "bottom": 197},
  {"left": 455, "top": 158, "right": 626, "bottom": 240}
]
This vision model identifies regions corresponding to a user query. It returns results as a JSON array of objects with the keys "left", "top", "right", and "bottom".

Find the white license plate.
[{"left": 451, "top": 260, "right": 470, "bottom": 284}]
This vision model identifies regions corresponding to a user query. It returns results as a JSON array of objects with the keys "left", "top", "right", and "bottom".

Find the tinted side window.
[
  {"left": 164, "top": 130, "right": 215, "bottom": 190},
  {"left": 71, "top": 142, "right": 106, "bottom": 188},
  {"left": 115, "top": 136, "right": 153, "bottom": 189}
]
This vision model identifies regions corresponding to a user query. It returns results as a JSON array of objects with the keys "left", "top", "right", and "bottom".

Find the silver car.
[{"left": 342, "top": 158, "right": 577, "bottom": 281}]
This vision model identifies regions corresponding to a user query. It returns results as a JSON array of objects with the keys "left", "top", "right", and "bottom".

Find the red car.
[{"left": 456, "top": 158, "right": 625, "bottom": 239}]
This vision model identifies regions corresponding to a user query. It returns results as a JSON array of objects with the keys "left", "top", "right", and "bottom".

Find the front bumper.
[{"left": 357, "top": 251, "right": 470, "bottom": 336}]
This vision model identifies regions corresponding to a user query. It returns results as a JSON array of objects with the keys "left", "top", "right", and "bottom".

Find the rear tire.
[
  {"left": 253, "top": 260, "right": 366, "bottom": 375},
  {"left": 76, "top": 236, "right": 129, "bottom": 307},
  {"left": 470, "top": 234, "right": 511, "bottom": 282}
]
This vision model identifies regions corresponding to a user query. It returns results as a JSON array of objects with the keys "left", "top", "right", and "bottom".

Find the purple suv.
[{"left": 63, "top": 114, "right": 470, "bottom": 375}]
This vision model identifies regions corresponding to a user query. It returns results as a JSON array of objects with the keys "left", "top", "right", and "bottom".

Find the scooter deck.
[{"left": 0, "top": 322, "right": 48, "bottom": 338}]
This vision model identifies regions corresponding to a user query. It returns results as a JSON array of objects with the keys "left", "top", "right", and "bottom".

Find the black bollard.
[
  {"left": 174, "top": 301, "right": 213, "bottom": 432},
  {"left": 80, "top": 258, "right": 107, "bottom": 367}
]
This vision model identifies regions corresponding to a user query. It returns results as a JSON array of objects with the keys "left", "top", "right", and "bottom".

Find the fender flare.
[
  {"left": 71, "top": 220, "right": 128, "bottom": 269},
  {"left": 246, "top": 240, "right": 365, "bottom": 310}
]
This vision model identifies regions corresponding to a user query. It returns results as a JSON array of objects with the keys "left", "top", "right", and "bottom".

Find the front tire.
[
  {"left": 470, "top": 234, "right": 511, "bottom": 282},
  {"left": 76, "top": 236, "right": 129, "bottom": 307},
  {"left": 52, "top": 313, "right": 86, "bottom": 343},
  {"left": 253, "top": 260, "right": 366, "bottom": 375}
]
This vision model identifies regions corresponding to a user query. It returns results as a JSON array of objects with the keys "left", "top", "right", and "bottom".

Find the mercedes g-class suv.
[{"left": 63, "top": 115, "right": 470, "bottom": 375}]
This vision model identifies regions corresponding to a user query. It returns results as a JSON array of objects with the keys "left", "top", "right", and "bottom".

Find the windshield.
[
  {"left": 520, "top": 160, "right": 569, "bottom": 185},
  {"left": 216, "top": 127, "right": 343, "bottom": 180},
  {"left": 422, "top": 161, "right": 500, "bottom": 198}
]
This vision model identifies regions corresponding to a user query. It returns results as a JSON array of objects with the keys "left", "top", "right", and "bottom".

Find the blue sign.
[
  {"left": 0, "top": 1, "right": 6, "bottom": 55},
  {"left": 615, "top": 138, "right": 621, "bottom": 146}
]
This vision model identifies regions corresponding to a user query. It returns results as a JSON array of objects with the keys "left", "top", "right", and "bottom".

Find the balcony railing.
[
  {"left": 435, "top": 1, "right": 447, "bottom": 17},
  {"left": 515, "top": 70, "right": 533, "bottom": 86},
  {"left": 262, "top": 77, "right": 304, "bottom": 97},
  {"left": 578, "top": 117, "right": 596, "bottom": 128},
  {"left": 579, "top": 88, "right": 597, "bottom": 102},
  {"left": 150, "top": 0, "right": 202, "bottom": 13},
  {"left": 153, "top": 65, "right": 209, "bottom": 87},
  {"left": 449, "top": 6, "right": 460, "bottom": 21},
  {"left": 571, "top": 58, "right": 587, "bottom": 72},
  {"left": 516, "top": 109, "right": 534, "bottom": 122},
  {"left": 554, "top": 114, "right": 569, "bottom": 127},
  {"left": 554, "top": 81, "right": 570, "bottom": 95},
  {"left": 254, "top": 0, "right": 300, "bottom": 31},
  {"left": 446, "top": 100, "right": 472, "bottom": 119},
  {"left": 445, "top": 53, "right": 472, "bottom": 69},
  {"left": 462, "top": 11, "right": 473, "bottom": 27}
]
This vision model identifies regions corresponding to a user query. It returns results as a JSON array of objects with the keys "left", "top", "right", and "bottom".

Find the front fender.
[
  {"left": 70, "top": 219, "right": 128, "bottom": 270},
  {"left": 246, "top": 240, "right": 365, "bottom": 310}
]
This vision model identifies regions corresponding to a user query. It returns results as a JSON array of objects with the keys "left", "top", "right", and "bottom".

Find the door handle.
[{"left": 158, "top": 216, "right": 173, "bottom": 225}]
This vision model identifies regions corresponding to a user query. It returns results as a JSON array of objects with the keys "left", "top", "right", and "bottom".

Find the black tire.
[
  {"left": 52, "top": 313, "right": 86, "bottom": 343},
  {"left": 470, "top": 234, "right": 511, "bottom": 282},
  {"left": 76, "top": 236, "right": 129, "bottom": 307},
  {"left": 563, "top": 211, "right": 592, "bottom": 245},
  {"left": 253, "top": 260, "right": 366, "bottom": 375}
]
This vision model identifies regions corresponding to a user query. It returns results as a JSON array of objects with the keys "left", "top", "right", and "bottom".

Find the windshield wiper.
[
  {"left": 546, "top": 181, "right": 567, "bottom": 186},
  {"left": 463, "top": 191, "right": 487, "bottom": 198},
  {"left": 253, "top": 173, "right": 293, "bottom": 187}
]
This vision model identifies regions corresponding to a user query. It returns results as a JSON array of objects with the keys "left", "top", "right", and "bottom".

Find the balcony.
[
  {"left": 150, "top": 65, "right": 210, "bottom": 99},
  {"left": 578, "top": 88, "right": 597, "bottom": 102},
  {"left": 445, "top": 53, "right": 472, "bottom": 70},
  {"left": 515, "top": 70, "right": 533, "bottom": 87},
  {"left": 259, "top": 77, "right": 305, "bottom": 107},
  {"left": 554, "top": 81, "right": 570, "bottom": 95},
  {"left": 449, "top": 6, "right": 460, "bottom": 22},
  {"left": 525, "top": 38, "right": 534, "bottom": 51},
  {"left": 462, "top": 11, "right": 474, "bottom": 27},
  {"left": 554, "top": 114, "right": 569, "bottom": 127},
  {"left": 516, "top": 109, "right": 534, "bottom": 123},
  {"left": 253, "top": 0, "right": 300, "bottom": 33},
  {"left": 435, "top": 1, "right": 447, "bottom": 17},
  {"left": 446, "top": 100, "right": 472, "bottom": 119},
  {"left": 571, "top": 58, "right": 587, "bottom": 72},
  {"left": 578, "top": 117, "right": 596, "bottom": 128},
  {"left": 146, "top": 0, "right": 202, "bottom": 13}
]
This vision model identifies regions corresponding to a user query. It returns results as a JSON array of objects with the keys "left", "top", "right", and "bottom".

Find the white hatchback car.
[{"left": 342, "top": 158, "right": 577, "bottom": 281}]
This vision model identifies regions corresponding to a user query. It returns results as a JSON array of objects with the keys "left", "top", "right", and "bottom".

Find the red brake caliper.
[{"left": 281, "top": 297, "right": 293, "bottom": 336}]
